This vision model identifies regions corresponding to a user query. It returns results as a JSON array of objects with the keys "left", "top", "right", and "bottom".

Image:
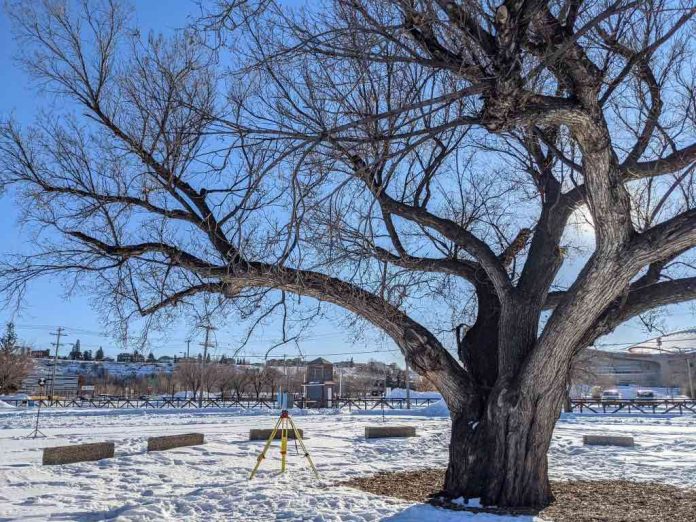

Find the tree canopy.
[{"left": 0, "top": 0, "right": 695, "bottom": 507}]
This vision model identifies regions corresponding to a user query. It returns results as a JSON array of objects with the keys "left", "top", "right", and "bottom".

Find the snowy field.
[{"left": 0, "top": 406, "right": 694, "bottom": 521}]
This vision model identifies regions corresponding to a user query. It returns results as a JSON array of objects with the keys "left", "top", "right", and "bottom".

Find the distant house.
[
  {"left": 116, "top": 352, "right": 145, "bottom": 363},
  {"left": 302, "top": 358, "right": 336, "bottom": 407},
  {"left": 30, "top": 349, "right": 51, "bottom": 359},
  {"left": 157, "top": 355, "right": 174, "bottom": 363}
]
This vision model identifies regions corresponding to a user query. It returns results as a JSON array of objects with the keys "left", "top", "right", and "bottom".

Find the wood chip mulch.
[{"left": 341, "top": 468, "right": 696, "bottom": 521}]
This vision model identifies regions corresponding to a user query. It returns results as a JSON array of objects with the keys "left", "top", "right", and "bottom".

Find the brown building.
[{"left": 302, "top": 357, "right": 336, "bottom": 407}]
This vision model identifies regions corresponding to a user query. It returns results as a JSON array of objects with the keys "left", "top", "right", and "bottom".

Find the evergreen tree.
[
  {"left": 95, "top": 346, "right": 104, "bottom": 361},
  {"left": 147, "top": 352, "right": 156, "bottom": 362},
  {"left": 69, "top": 339, "right": 82, "bottom": 360},
  {"left": 82, "top": 350, "right": 93, "bottom": 361},
  {"left": 0, "top": 322, "right": 18, "bottom": 353}
]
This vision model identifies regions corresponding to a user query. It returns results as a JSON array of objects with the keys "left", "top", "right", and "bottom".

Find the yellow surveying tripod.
[{"left": 249, "top": 410, "right": 319, "bottom": 479}]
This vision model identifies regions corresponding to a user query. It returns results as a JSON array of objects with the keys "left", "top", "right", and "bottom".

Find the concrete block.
[
  {"left": 583, "top": 434, "right": 634, "bottom": 447},
  {"left": 249, "top": 428, "right": 304, "bottom": 441},
  {"left": 43, "top": 442, "right": 115, "bottom": 465},
  {"left": 147, "top": 433, "right": 205, "bottom": 452},
  {"left": 365, "top": 426, "right": 416, "bottom": 439}
]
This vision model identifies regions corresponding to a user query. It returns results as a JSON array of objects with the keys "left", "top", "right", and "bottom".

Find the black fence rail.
[
  {"left": 3, "top": 397, "right": 693, "bottom": 414},
  {"left": 569, "top": 398, "right": 696, "bottom": 415},
  {"left": 332, "top": 397, "right": 439, "bottom": 410},
  {"left": 1, "top": 397, "right": 440, "bottom": 410}
]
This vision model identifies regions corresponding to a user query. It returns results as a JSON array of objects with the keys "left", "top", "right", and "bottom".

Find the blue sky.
[
  {"left": 0, "top": 0, "right": 399, "bottom": 363},
  {"left": 0, "top": 1, "right": 693, "bottom": 362}
]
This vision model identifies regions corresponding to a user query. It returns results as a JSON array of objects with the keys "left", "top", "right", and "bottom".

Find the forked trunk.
[{"left": 444, "top": 386, "right": 563, "bottom": 508}]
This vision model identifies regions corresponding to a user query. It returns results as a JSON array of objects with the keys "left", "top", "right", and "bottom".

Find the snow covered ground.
[{"left": 0, "top": 406, "right": 694, "bottom": 521}]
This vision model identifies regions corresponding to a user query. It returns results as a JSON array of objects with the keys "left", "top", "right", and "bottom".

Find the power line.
[
  {"left": 596, "top": 336, "right": 696, "bottom": 348},
  {"left": 14, "top": 324, "right": 105, "bottom": 336}
]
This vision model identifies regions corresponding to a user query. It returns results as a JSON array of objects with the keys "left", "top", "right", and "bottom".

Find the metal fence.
[
  {"left": 1, "top": 396, "right": 440, "bottom": 410},
  {"left": 568, "top": 398, "right": 696, "bottom": 415},
  {"left": 3, "top": 397, "right": 694, "bottom": 414}
]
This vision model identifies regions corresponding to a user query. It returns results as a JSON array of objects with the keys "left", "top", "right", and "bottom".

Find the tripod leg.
[
  {"left": 280, "top": 418, "right": 288, "bottom": 473},
  {"left": 288, "top": 417, "right": 319, "bottom": 478},
  {"left": 249, "top": 415, "right": 283, "bottom": 480}
]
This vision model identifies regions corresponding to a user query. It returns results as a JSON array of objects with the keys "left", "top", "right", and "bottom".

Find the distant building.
[
  {"left": 157, "top": 355, "right": 174, "bottom": 363},
  {"left": 582, "top": 330, "right": 696, "bottom": 392},
  {"left": 302, "top": 357, "right": 336, "bottom": 407},
  {"left": 30, "top": 349, "right": 51, "bottom": 359},
  {"left": 116, "top": 352, "right": 145, "bottom": 363}
]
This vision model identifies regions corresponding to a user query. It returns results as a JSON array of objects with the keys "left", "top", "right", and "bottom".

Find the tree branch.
[
  {"left": 623, "top": 143, "right": 696, "bottom": 180},
  {"left": 620, "top": 276, "right": 696, "bottom": 321},
  {"left": 627, "top": 208, "right": 696, "bottom": 267},
  {"left": 372, "top": 247, "right": 480, "bottom": 280},
  {"left": 60, "top": 231, "right": 477, "bottom": 411}
]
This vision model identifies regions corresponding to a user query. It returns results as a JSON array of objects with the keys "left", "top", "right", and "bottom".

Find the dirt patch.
[{"left": 341, "top": 468, "right": 696, "bottom": 521}]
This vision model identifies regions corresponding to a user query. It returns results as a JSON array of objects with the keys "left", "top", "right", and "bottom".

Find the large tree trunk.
[{"left": 444, "top": 384, "right": 563, "bottom": 508}]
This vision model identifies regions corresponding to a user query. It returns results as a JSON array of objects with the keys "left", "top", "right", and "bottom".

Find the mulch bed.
[{"left": 341, "top": 468, "right": 696, "bottom": 521}]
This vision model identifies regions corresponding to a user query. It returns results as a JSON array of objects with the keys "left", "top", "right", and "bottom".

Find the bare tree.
[
  {"left": 1, "top": 0, "right": 696, "bottom": 508},
  {"left": 563, "top": 348, "right": 600, "bottom": 411},
  {"left": 231, "top": 367, "right": 253, "bottom": 399},
  {"left": 0, "top": 322, "right": 32, "bottom": 394},
  {"left": 248, "top": 366, "right": 283, "bottom": 398},
  {"left": 342, "top": 373, "right": 377, "bottom": 398},
  {"left": 174, "top": 361, "right": 203, "bottom": 400},
  {"left": 263, "top": 366, "right": 284, "bottom": 397},
  {"left": 202, "top": 362, "right": 223, "bottom": 398},
  {"left": 217, "top": 364, "right": 232, "bottom": 400}
]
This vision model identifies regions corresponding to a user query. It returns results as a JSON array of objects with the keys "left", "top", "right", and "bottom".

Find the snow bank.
[
  {"left": 419, "top": 399, "right": 450, "bottom": 417},
  {"left": 385, "top": 388, "right": 442, "bottom": 399},
  {"left": 0, "top": 394, "right": 29, "bottom": 401},
  {"left": 172, "top": 391, "right": 221, "bottom": 399},
  {"left": 352, "top": 399, "right": 450, "bottom": 417},
  {"left": 0, "top": 400, "right": 16, "bottom": 409}
]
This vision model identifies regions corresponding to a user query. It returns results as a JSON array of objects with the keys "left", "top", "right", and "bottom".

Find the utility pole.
[
  {"left": 49, "top": 327, "right": 66, "bottom": 401},
  {"left": 681, "top": 348, "right": 695, "bottom": 399},
  {"left": 405, "top": 359, "right": 411, "bottom": 410},
  {"left": 198, "top": 324, "right": 216, "bottom": 406},
  {"left": 186, "top": 339, "right": 191, "bottom": 359},
  {"left": 200, "top": 325, "right": 215, "bottom": 362},
  {"left": 284, "top": 354, "right": 289, "bottom": 396},
  {"left": 338, "top": 367, "right": 343, "bottom": 398}
]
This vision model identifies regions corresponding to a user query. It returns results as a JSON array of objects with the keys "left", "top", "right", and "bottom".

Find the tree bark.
[{"left": 444, "top": 381, "right": 563, "bottom": 508}]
